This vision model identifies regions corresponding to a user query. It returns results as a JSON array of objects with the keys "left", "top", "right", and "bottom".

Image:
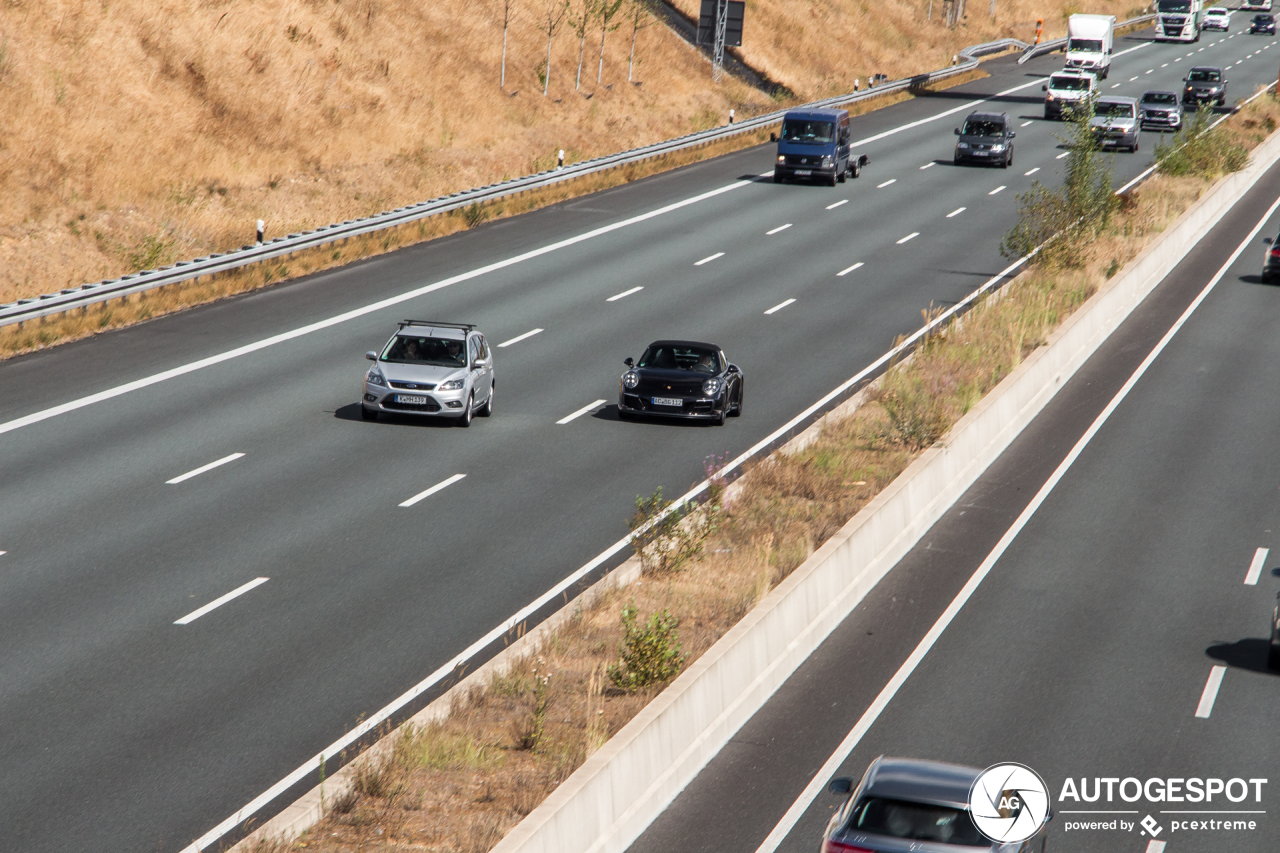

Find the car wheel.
[
  {"left": 829, "top": 171, "right": 838, "bottom": 187},
  {"left": 1132, "top": 137, "right": 1139, "bottom": 153},
  {"left": 459, "top": 394, "right": 473, "bottom": 427},
  {"left": 361, "top": 404, "right": 378, "bottom": 422},
  {"left": 478, "top": 382, "right": 494, "bottom": 417},
  {"left": 838, "top": 164, "right": 848, "bottom": 183},
  {"left": 730, "top": 381, "right": 744, "bottom": 417},
  {"left": 713, "top": 405, "right": 726, "bottom": 426},
  {"left": 851, "top": 161, "right": 860, "bottom": 178}
]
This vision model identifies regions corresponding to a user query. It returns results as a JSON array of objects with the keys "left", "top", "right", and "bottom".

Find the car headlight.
[
  {"left": 957, "top": 142, "right": 970, "bottom": 149},
  {"left": 991, "top": 143, "right": 1005, "bottom": 152},
  {"left": 1046, "top": 93, "right": 1056, "bottom": 101},
  {"left": 438, "top": 378, "right": 465, "bottom": 391},
  {"left": 702, "top": 378, "right": 722, "bottom": 396},
  {"left": 776, "top": 154, "right": 785, "bottom": 163},
  {"left": 366, "top": 369, "right": 386, "bottom": 387},
  {"left": 623, "top": 371, "right": 640, "bottom": 389}
]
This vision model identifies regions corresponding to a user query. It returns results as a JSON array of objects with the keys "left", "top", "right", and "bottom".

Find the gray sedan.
[
  {"left": 360, "top": 320, "right": 495, "bottom": 426},
  {"left": 1139, "top": 91, "right": 1183, "bottom": 131}
]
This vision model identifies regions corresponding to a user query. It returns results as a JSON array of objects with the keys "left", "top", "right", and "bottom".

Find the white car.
[{"left": 1203, "top": 7, "right": 1231, "bottom": 30}]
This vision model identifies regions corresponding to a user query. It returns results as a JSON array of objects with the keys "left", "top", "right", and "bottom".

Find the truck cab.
[
  {"left": 1065, "top": 14, "right": 1115, "bottom": 79},
  {"left": 1156, "top": 0, "right": 1203, "bottom": 42},
  {"left": 773, "top": 109, "right": 859, "bottom": 186}
]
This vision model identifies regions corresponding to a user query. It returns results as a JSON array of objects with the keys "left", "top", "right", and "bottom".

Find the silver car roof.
[
  {"left": 862, "top": 756, "right": 982, "bottom": 810},
  {"left": 396, "top": 326, "right": 468, "bottom": 340},
  {"left": 1096, "top": 96, "right": 1139, "bottom": 106}
]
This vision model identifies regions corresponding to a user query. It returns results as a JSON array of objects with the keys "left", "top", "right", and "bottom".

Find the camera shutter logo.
[{"left": 968, "top": 763, "right": 1052, "bottom": 843}]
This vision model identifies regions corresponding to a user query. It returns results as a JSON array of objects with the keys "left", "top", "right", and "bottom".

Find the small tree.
[
  {"left": 626, "top": 0, "right": 656, "bottom": 82},
  {"left": 596, "top": 0, "right": 625, "bottom": 84},
  {"left": 571, "top": 0, "right": 597, "bottom": 91},
  {"left": 607, "top": 603, "right": 686, "bottom": 691},
  {"left": 497, "top": 0, "right": 520, "bottom": 88},
  {"left": 537, "top": 0, "right": 570, "bottom": 96}
]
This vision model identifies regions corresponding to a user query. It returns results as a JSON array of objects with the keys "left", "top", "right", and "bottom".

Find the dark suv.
[
  {"left": 953, "top": 111, "right": 1016, "bottom": 168},
  {"left": 1183, "top": 66, "right": 1227, "bottom": 108}
]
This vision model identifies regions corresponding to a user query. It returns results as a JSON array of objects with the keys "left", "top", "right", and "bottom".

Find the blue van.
[{"left": 773, "top": 108, "right": 868, "bottom": 185}]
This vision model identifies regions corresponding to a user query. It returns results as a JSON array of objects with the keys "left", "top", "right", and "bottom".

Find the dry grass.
[{"left": 256, "top": 97, "right": 1280, "bottom": 853}]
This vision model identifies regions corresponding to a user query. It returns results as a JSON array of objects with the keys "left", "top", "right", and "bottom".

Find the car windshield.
[
  {"left": 1096, "top": 102, "right": 1135, "bottom": 117},
  {"left": 1159, "top": 0, "right": 1192, "bottom": 11},
  {"left": 638, "top": 344, "right": 722, "bottom": 374},
  {"left": 1189, "top": 69, "right": 1222, "bottom": 82},
  {"left": 1206, "top": 7, "right": 1227, "bottom": 13},
  {"left": 1141, "top": 92, "right": 1178, "bottom": 105},
  {"left": 962, "top": 118, "right": 1004, "bottom": 136},
  {"left": 781, "top": 119, "right": 836, "bottom": 144},
  {"left": 1256, "top": 14, "right": 1273, "bottom": 20},
  {"left": 1050, "top": 75, "right": 1091, "bottom": 91},
  {"left": 1067, "top": 38, "right": 1104, "bottom": 51},
  {"left": 381, "top": 335, "right": 467, "bottom": 367},
  {"left": 849, "top": 797, "right": 986, "bottom": 846}
]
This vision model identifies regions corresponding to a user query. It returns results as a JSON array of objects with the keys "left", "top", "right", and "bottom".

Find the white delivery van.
[
  {"left": 1240, "top": 0, "right": 1270, "bottom": 12},
  {"left": 1155, "top": 0, "right": 1203, "bottom": 41},
  {"left": 1065, "top": 14, "right": 1116, "bottom": 79}
]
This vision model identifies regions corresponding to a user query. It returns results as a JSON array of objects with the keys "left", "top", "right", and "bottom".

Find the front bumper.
[
  {"left": 362, "top": 381, "right": 469, "bottom": 418},
  {"left": 1141, "top": 111, "right": 1182, "bottom": 130},
  {"left": 619, "top": 392, "right": 727, "bottom": 419},
  {"left": 955, "top": 146, "right": 1006, "bottom": 163},
  {"left": 1092, "top": 128, "right": 1139, "bottom": 148},
  {"left": 1251, "top": 25, "right": 1276, "bottom": 32},
  {"left": 774, "top": 165, "right": 838, "bottom": 181},
  {"left": 1184, "top": 89, "right": 1225, "bottom": 105}
]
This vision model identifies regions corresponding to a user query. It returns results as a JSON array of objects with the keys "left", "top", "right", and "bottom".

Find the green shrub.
[
  {"left": 607, "top": 603, "right": 686, "bottom": 691},
  {"left": 1155, "top": 109, "right": 1248, "bottom": 178}
]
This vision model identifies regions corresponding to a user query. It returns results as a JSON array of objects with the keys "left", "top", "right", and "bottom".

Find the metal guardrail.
[
  {"left": 0, "top": 37, "right": 1032, "bottom": 329},
  {"left": 1019, "top": 13, "right": 1156, "bottom": 64}
]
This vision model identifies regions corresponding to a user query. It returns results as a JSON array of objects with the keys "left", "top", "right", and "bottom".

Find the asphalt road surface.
[
  {"left": 1, "top": 25, "right": 1277, "bottom": 853},
  {"left": 628, "top": 39, "right": 1280, "bottom": 853}
]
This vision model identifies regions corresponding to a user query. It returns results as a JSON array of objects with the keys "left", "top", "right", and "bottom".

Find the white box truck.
[
  {"left": 1064, "top": 14, "right": 1116, "bottom": 79},
  {"left": 1155, "top": 0, "right": 1203, "bottom": 42}
]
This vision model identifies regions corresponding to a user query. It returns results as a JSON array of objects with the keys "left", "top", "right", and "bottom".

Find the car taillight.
[
  {"left": 823, "top": 841, "right": 874, "bottom": 853},
  {"left": 1269, "top": 247, "right": 1280, "bottom": 257}
]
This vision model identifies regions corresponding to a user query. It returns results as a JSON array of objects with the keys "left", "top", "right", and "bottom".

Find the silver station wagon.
[{"left": 360, "top": 320, "right": 495, "bottom": 426}]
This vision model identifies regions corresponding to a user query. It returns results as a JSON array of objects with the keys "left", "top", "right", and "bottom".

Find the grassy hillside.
[{"left": 1, "top": 0, "right": 1140, "bottom": 305}]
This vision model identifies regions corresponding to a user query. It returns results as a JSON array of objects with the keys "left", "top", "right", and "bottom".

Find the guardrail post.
[
  {"left": 558, "top": 149, "right": 565, "bottom": 169},
  {"left": 728, "top": 108, "right": 735, "bottom": 124},
  {"left": 256, "top": 219, "right": 265, "bottom": 245}
]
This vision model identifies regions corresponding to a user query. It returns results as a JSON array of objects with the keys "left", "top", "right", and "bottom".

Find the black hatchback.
[
  {"left": 1251, "top": 13, "right": 1275, "bottom": 32},
  {"left": 953, "top": 111, "right": 1015, "bottom": 168},
  {"left": 618, "top": 340, "right": 743, "bottom": 425}
]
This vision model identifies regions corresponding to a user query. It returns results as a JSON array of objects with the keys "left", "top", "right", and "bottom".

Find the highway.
[
  {"left": 627, "top": 44, "right": 1280, "bottom": 853},
  {"left": 1, "top": 25, "right": 1277, "bottom": 853}
]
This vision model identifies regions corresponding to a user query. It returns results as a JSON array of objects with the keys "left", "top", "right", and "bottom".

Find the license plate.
[
  {"left": 396, "top": 394, "right": 429, "bottom": 405},
  {"left": 974, "top": 151, "right": 989, "bottom": 156},
  {"left": 652, "top": 396, "right": 682, "bottom": 407},
  {"left": 794, "top": 169, "right": 812, "bottom": 176}
]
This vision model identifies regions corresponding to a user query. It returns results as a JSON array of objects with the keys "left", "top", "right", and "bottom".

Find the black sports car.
[{"left": 618, "top": 340, "right": 743, "bottom": 424}]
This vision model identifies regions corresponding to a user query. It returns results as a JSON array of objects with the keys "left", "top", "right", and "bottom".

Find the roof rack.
[{"left": 397, "top": 320, "right": 476, "bottom": 331}]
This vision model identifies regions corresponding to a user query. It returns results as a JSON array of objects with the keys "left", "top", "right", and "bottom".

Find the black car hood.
[{"left": 958, "top": 134, "right": 1004, "bottom": 145}]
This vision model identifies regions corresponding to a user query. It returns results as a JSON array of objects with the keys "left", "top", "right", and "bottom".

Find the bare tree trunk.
[
  {"left": 545, "top": 29, "right": 554, "bottom": 95},
  {"left": 988, "top": 0, "right": 996, "bottom": 18},
  {"left": 576, "top": 29, "right": 586, "bottom": 89}
]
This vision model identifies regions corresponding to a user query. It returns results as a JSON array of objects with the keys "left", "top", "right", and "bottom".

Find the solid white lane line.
[
  {"left": 896, "top": 232, "right": 920, "bottom": 244},
  {"left": 166, "top": 453, "right": 245, "bottom": 485},
  {"left": 764, "top": 298, "right": 796, "bottom": 315},
  {"left": 826, "top": 199, "right": 848, "bottom": 209},
  {"left": 1195, "top": 666, "right": 1227, "bottom": 718},
  {"left": 399, "top": 473, "right": 467, "bottom": 507},
  {"left": 920, "top": 162, "right": 935, "bottom": 169},
  {"left": 556, "top": 399, "right": 606, "bottom": 425},
  {"left": 947, "top": 207, "right": 966, "bottom": 217},
  {"left": 1024, "top": 167, "right": 1040, "bottom": 176},
  {"left": 750, "top": 188, "right": 1280, "bottom": 853},
  {"left": 1057, "top": 151, "right": 1071, "bottom": 159},
  {"left": 606, "top": 286, "right": 643, "bottom": 302},
  {"left": 877, "top": 179, "right": 897, "bottom": 188},
  {"left": 175, "top": 578, "right": 269, "bottom": 625},
  {"left": 767, "top": 223, "right": 793, "bottom": 235},
  {"left": 1245, "top": 547, "right": 1269, "bottom": 585},
  {"left": 695, "top": 252, "right": 725, "bottom": 266},
  {"left": 837, "top": 262, "right": 864, "bottom": 276},
  {"left": 497, "top": 328, "right": 543, "bottom": 348},
  {"left": 1146, "top": 842, "right": 1168, "bottom": 853},
  {"left": 1021, "top": 120, "right": 1033, "bottom": 127},
  {"left": 989, "top": 185, "right": 1006, "bottom": 195}
]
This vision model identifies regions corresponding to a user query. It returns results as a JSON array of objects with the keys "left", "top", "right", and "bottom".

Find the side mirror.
[
  {"left": 1265, "top": 237, "right": 1273, "bottom": 244},
  {"left": 828, "top": 778, "right": 854, "bottom": 795},
  {"left": 624, "top": 357, "right": 634, "bottom": 368},
  {"left": 770, "top": 132, "right": 778, "bottom": 142},
  {"left": 365, "top": 351, "right": 377, "bottom": 361},
  {"left": 1042, "top": 84, "right": 1048, "bottom": 91},
  {"left": 954, "top": 127, "right": 961, "bottom": 135},
  {"left": 1009, "top": 130, "right": 1016, "bottom": 138},
  {"left": 727, "top": 363, "right": 740, "bottom": 374}
]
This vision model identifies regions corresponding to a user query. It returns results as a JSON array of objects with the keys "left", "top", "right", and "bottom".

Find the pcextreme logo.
[{"left": 969, "top": 763, "right": 1052, "bottom": 843}]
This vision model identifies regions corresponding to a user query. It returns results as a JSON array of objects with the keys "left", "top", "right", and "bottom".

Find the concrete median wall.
[{"left": 490, "top": 129, "right": 1280, "bottom": 853}]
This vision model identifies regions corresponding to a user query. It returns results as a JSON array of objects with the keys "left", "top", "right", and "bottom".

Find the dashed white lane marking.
[
  {"left": 947, "top": 207, "right": 966, "bottom": 217},
  {"left": 606, "top": 286, "right": 643, "bottom": 302},
  {"left": 1195, "top": 665, "right": 1227, "bottom": 718},
  {"left": 1236, "top": 59, "right": 1244, "bottom": 65},
  {"left": 896, "top": 232, "right": 920, "bottom": 244},
  {"left": 1130, "top": 75, "right": 1139, "bottom": 81},
  {"left": 1245, "top": 547, "right": 1269, "bottom": 585},
  {"left": 175, "top": 577, "right": 269, "bottom": 625},
  {"left": 877, "top": 179, "right": 897, "bottom": 188},
  {"left": 766, "top": 223, "right": 792, "bottom": 235},
  {"left": 920, "top": 162, "right": 936, "bottom": 169},
  {"left": 0, "top": 551, "right": 6, "bottom": 556},
  {"left": 498, "top": 328, "right": 543, "bottom": 348},
  {"left": 826, "top": 199, "right": 848, "bottom": 209},
  {"left": 1146, "top": 841, "right": 1167, "bottom": 853},
  {"left": 989, "top": 185, "right": 1006, "bottom": 195},
  {"left": 1175, "top": 56, "right": 1182, "bottom": 61},
  {"left": 1024, "top": 167, "right": 1040, "bottom": 176},
  {"left": 556, "top": 400, "right": 606, "bottom": 425},
  {"left": 694, "top": 252, "right": 724, "bottom": 266},
  {"left": 1057, "top": 151, "right": 1071, "bottom": 159},
  {"left": 1021, "top": 120, "right": 1033, "bottom": 127},
  {"left": 1199, "top": 46, "right": 1206, "bottom": 50},
  {"left": 1111, "top": 83, "right": 1122, "bottom": 88},
  {"left": 399, "top": 473, "right": 467, "bottom": 506},
  {"left": 1145, "top": 68, "right": 1154, "bottom": 74},
  {"left": 166, "top": 453, "right": 245, "bottom": 485},
  {"left": 837, "top": 262, "right": 864, "bottom": 276},
  {"left": 764, "top": 298, "right": 796, "bottom": 315},
  {"left": 1162, "top": 62, "right": 1169, "bottom": 67}
]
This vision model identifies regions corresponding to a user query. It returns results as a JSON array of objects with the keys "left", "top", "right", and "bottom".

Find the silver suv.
[
  {"left": 361, "top": 320, "right": 495, "bottom": 426},
  {"left": 1089, "top": 96, "right": 1141, "bottom": 151}
]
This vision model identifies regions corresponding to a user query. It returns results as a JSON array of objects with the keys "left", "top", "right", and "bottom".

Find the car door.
[
  {"left": 476, "top": 334, "right": 494, "bottom": 400},
  {"left": 467, "top": 337, "right": 484, "bottom": 404}
]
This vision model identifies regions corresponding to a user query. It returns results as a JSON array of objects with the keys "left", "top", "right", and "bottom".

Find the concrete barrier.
[{"left": 488, "top": 129, "right": 1280, "bottom": 853}]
